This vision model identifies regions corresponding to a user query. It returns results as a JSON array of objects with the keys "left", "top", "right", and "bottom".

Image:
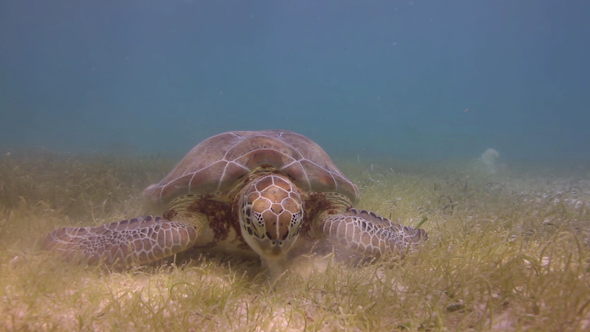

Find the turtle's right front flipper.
[
  {"left": 43, "top": 216, "right": 198, "bottom": 266},
  {"left": 320, "top": 208, "right": 427, "bottom": 259}
]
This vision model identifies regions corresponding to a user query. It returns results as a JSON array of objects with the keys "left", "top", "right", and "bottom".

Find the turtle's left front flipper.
[
  {"left": 43, "top": 216, "right": 198, "bottom": 266},
  {"left": 320, "top": 208, "right": 427, "bottom": 258}
]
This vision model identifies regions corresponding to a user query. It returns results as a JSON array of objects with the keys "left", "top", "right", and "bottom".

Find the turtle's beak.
[{"left": 255, "top": 238, "right": 288, "bottom": 258}]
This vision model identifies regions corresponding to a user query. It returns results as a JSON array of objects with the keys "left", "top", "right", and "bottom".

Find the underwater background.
[{"left": 1, "top": 0, "right": 589, "bottom": 162}]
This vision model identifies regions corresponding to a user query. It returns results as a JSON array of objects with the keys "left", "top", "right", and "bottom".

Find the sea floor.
[{"left": 0, "top": 150, "right": 589, "bottom": 331}]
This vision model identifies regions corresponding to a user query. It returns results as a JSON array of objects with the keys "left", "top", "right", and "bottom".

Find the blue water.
[{"left": 1, "top": 0, "right": 589, "bottom": 162}]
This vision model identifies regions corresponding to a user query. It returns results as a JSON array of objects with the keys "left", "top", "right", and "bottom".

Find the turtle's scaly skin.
[
  {"left": 44, "top": 130, "right": 427, "bottom": 269},
  {"left": 44, "top": 216, "right": 197, "bottom": 265}
]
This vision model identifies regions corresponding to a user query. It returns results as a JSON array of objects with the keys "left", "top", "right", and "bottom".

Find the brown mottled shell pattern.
[{"left": 144, "top": 130, "right": 360, "bottom": 208}]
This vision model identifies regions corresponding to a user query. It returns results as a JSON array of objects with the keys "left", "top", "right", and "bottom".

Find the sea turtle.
[{"left": 44, "top": 130, "right": 427, "bottom": 273}]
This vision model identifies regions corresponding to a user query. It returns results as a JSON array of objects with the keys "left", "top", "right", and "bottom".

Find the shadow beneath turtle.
[
  {"left": 146, "top": 246, "right": 268, "bottom": 282},
  {"left": 138, "top": 242, "right": 347, "bottom": 287}
]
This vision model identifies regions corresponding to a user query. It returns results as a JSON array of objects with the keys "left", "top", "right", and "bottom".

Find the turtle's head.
[{"left": 238, "top": 174, "right": 303, "bottom": 260}]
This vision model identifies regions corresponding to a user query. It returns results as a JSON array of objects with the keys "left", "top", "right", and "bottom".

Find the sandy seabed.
[{"left": 1, "top": 150, "right": 589, "bottom": 331}]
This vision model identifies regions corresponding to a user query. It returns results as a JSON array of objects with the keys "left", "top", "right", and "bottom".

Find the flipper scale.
[
  {"left": 44, "top": 216, "right": 198, "bottom": 266},
  {"left": 320, "top": 209, "right": 427, "bottom": 257}
]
